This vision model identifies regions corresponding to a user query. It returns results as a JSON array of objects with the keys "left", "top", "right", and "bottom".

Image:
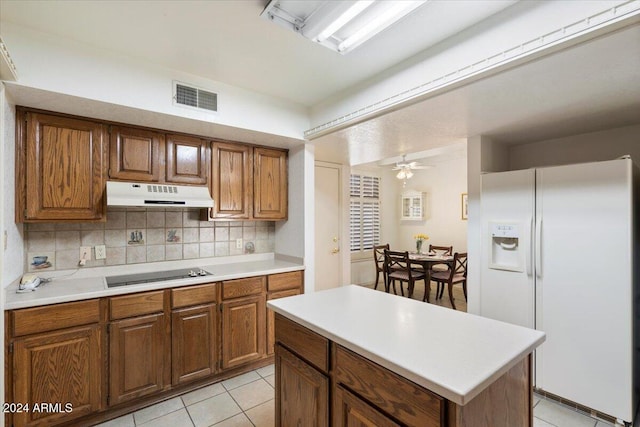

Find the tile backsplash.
[{"left": 25, "top": 208, "right": 275, "bottom": 272}]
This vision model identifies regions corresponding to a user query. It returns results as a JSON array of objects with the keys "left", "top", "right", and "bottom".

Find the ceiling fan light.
[
  {"left": 396, "top": 170, "right": 406, "bottom": 180},
  {"left": 405, "top": 169, "right": 414, "bottom": 179}
]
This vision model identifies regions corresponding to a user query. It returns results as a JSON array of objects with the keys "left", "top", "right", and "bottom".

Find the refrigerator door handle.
[
  {"left": 535, "top": 217, "right": 543, "bottom": 278},
  {"left": 526, "top": 216, "right": 533, "bottom": 276}
]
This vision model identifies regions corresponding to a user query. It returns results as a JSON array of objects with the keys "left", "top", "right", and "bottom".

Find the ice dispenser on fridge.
[{"left": 489, "top": 222, "right": 524, "bottom": 272}]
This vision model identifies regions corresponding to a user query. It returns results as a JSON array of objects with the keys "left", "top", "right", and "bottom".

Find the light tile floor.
[
  {"left": 96, "top": 362, "right": 616, "bottom": 427},
  {"left": 95, "top": 365, "right": 275, "bottom": 427}
]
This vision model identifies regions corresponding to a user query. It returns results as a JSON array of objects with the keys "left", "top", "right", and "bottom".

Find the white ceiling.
[
  {"left": 314, "top": 22, "right": 640, "bottom": 166},
  {"left": 0, "top": 0, "right": 515, "bottom": 107},
  {"left": 1, "top": 1, "right": 639, "bottom": 168}
]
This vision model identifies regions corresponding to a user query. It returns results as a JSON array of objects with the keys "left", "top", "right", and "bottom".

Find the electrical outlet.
[
  {"left": 95, "top": 245, "right": 106, "bottom": 260},
  {"left": 236, "top": 238, "right": 243, "bottom": 249},
  {"left": 80, "top": 246, "right": 92, "bottom": 261}
]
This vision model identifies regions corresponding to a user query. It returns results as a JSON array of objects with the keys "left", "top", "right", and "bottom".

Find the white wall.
[
  {"left": 509, "top": 124, "right": 640, "bottom": 169},
  {"left": 1, "top": 22, "right": 309, "bottom": 141},
  {"left": 351, "top": 155, "right": 468, "bottom": 285},
  {"left": 1, "top": 87, "right": 22, "bottom": 286},
  {"left": 275, "top": 143, "right": 315, "bottom": 293},
  {"left": 389, "top": 158, "right": 468, "bottom": 253}
]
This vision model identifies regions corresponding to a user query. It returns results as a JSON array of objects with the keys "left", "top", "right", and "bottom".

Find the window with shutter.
[{"left": 350, "top": 173, "right": 381, "bottom": 254}]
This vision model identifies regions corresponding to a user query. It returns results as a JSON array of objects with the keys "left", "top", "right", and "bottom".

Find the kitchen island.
[{"left": 268, "top": 285, "right": 545, "bottom": 427}]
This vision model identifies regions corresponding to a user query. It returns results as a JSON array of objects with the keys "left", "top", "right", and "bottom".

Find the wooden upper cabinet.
[
  {"left": 166, "top": 134, "right": 209, "bottom": 185},
  {"left": 19, "top": 111, "right": 107, "bottom": 222},
  {"left": 109, "top": 125, "right": 164, "bottom": 182},
  {"left": 254, "top": 147, "right": 288, "bottom": 220},
  {"left": 210, "top": 141, "right": 252, "bottom": 219}
]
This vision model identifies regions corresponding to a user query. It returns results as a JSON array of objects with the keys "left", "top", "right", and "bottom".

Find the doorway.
[{"left": 314, "top": 162, "right": 343, "bottom": 291}]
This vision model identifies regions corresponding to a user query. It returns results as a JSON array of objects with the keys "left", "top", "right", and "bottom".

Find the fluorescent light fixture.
[
  {"left": 261, "top": 0, "right": 427, "bottom": 54},
  {"left": 314, "top": 1, "right": 374, "bottom": 42},
  {"left": 338, "top": 1, "right": 426, "bottom": 53}
]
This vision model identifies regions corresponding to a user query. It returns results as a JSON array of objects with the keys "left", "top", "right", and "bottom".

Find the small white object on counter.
[{"left": 267, "top": 285, "right": 545, "bottom": 406}]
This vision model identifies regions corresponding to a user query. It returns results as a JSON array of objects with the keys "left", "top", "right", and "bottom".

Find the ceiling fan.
[{"left": 392, "top": 155, "right": 429, "bottom": 180}]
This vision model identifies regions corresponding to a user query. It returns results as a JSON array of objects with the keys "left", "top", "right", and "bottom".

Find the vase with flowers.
[{"left": 414, "top": 233, "right": 429, "bottom": 254}]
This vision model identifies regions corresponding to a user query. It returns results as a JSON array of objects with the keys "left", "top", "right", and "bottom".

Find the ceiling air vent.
[{"left": 174, "top": 81, "right": 218, "bottom": 112}]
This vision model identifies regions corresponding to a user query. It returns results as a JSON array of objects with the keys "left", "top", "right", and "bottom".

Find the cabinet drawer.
[
  {"left": 172, "top": 283, "right": 217, "bottom": 309},
  {"left": 268, "top": 271, "right": 302, "bottom": 292},
  {"left": 222, "top": 276, "right": 265, "bottom": 300},
  {"left": 12, "top": 299, "right": 100, "bottom": 337},
  {"left": 110, "top": 291, "right": 165, "bottom": 320},
  {"left": 334, "top": 345, "right": 445, "bottom": 427},
  {"left": 275, "top": 313, "right": 329, "bottom": 373}
]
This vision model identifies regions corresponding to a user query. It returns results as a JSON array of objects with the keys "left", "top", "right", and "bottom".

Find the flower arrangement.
[{"left": 413, "top": 233, "right": 429, "bottom": 253}]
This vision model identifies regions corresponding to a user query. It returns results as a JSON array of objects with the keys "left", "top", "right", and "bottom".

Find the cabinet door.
[
  {"left": 275, "top": 344, "right": 328, "bottom": 427},
  {"left": 267, "top": 289, "right": 300, "bottom": 355},
  {"left": 13, "top": 325, "right": 102, "bottom": 427},
  {"left": 221, "top": 295, "right": 265, "bottom": 369},
  {"left": 210, "top": 141, "right": 252, "bottom": 219},
  {"left": 254, "top": 147, "right": 287, "bottom": 220},
  {"left": 23, "top": 112, "right": 107, "bottom": 221},
  {"left": 166, "top": 134, "right": 209, "bottom": 185},
  {"left": 109, "top": 313, "right": 168, "bottom": 405},
  {"left": 109, "top": 126, "right": 164, "bottom": 182},
  {"left": 333, "top": 385, "right": 401, "bottom": 427},
  {"left": 172, "top": 304, "right": 217, "bottom": 385}
]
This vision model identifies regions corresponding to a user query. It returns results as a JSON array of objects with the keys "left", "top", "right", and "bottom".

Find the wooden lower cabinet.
[
  {"left": 6, "top": 271, "right": 304, "bottom": 426},
  {"left": 221, "top": 295, "right": 265, "bottom": 369},
  {"left": 267, "top": 288, "right": 300, "bottom": 355},
  {"left": 12, "top": 325, "right": 102, "bottom": 427},
  {"left": 275, "top": 344, "right": 329, "bottom": 427},
  {"left": 333, "top": 385, "right": 401, "bottom": 427},
  {"left": 109, "top": 313, "right": 168, "bottom": 405},
  {"left": 172, "top": 304, "right": 217, "bottom": 385}
]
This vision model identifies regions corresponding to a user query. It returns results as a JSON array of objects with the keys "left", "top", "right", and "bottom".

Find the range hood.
[{"left": 107, "top": 181, "right": 214, "bottom": 208}]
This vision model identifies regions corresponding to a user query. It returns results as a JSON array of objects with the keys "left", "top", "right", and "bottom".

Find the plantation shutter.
[{"left": 350, "top": 174, "right": 381, "bottom": 253}]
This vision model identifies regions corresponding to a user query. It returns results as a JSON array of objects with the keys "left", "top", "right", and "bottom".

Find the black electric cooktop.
[{"left": 106, "top": 268, "right": 212, "bottom": 288}]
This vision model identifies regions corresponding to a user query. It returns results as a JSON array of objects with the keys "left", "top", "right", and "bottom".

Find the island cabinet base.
[{"left": 274, "top": 313, "right": 533, "bottom": 427}]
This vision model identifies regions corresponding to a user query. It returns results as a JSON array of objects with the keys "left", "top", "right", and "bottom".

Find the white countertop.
[
  {"left": 6, "top": 255, "right": 304, "bottom": 310},
  {"left": 267, "top": 285, "right": 545, "bottom": 406}
]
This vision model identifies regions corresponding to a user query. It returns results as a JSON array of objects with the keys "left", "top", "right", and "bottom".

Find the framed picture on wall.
[{"left": 461, "top": 193, "right": 468, "bottom": 220}]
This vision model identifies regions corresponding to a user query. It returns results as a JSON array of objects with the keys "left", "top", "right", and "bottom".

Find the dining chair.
[
  {"left": 372, "top": 244, "right": 390, "bottom": 291},
  {"left": 430, "top": 252, "right": 467, "bottom": 310},
  {"left": 428, "top": 244, "right": 453, "bottom": 271},
  {"left": 384, "top": 249, "right": 427, "bottom": 298}
]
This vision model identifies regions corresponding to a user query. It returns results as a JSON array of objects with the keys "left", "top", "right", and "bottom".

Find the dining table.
[{"left": 405, "top": 252, "right": 454, "bottom": 300}]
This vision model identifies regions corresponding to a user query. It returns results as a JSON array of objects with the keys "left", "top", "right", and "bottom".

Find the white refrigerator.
[{"left": 478, "top": 157, "right": 637, "bottom": 425}]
